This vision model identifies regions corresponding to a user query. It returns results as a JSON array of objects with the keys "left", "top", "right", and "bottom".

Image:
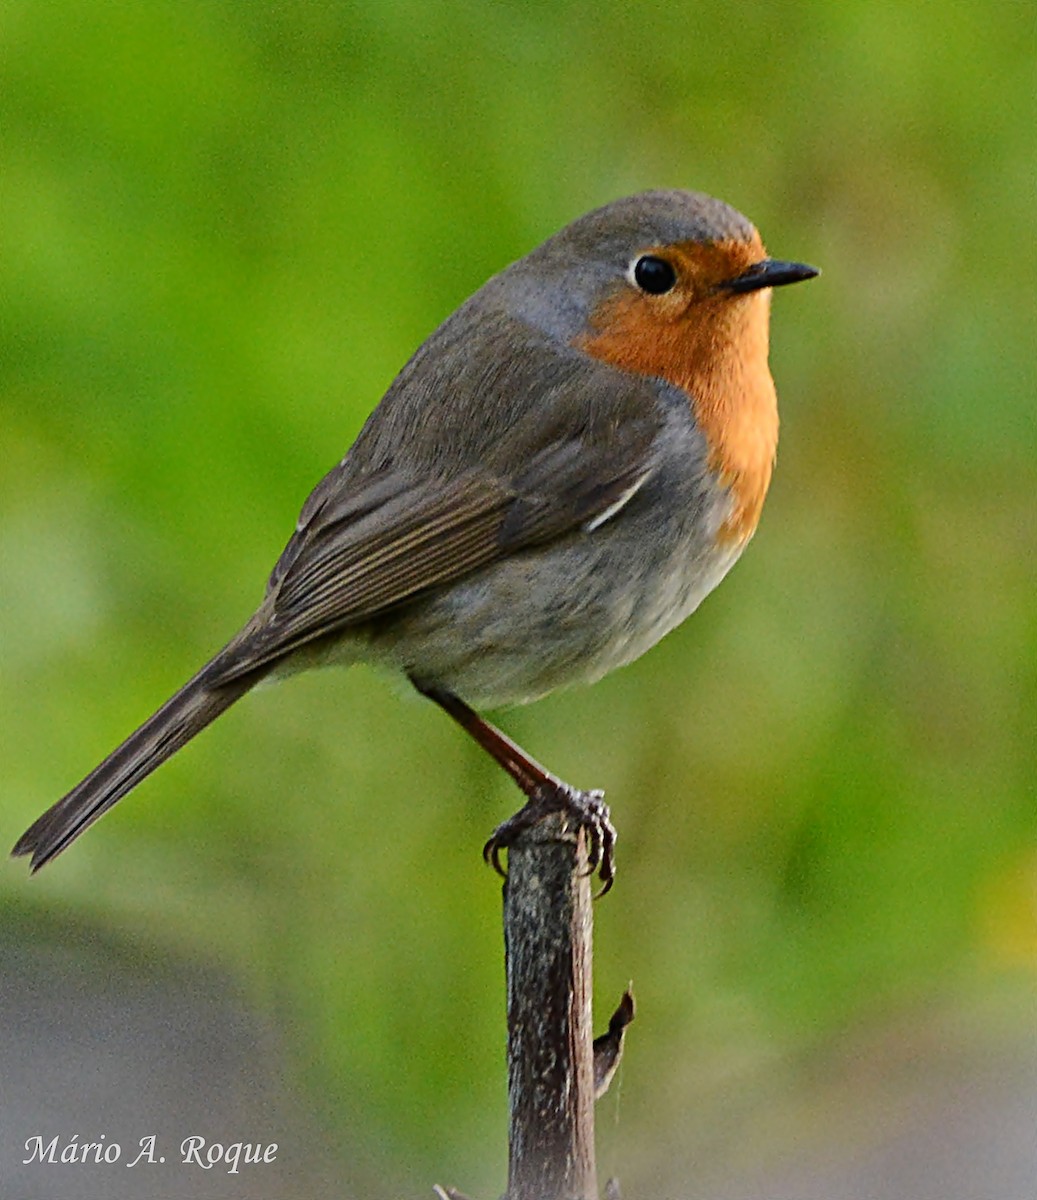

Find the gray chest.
[{"left": 378, "top": 468, "right": 742, "bottom": 707}]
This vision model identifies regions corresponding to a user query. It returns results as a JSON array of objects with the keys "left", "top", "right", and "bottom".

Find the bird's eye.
[{"left": 632, "top": 255, "right": 677, "bottom": 295}]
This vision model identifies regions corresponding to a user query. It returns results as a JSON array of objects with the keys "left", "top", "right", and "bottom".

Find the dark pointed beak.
[{"left": 722, "top": 258, "right": 820, "bottom": 294}]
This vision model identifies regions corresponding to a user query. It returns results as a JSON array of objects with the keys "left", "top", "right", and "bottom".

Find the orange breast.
[{"left": 577, "top": 276, "right": 778, "bottom": 544}]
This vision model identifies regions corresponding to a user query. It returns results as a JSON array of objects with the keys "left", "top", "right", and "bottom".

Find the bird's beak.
[{"left": 722, "top": 258, "right": 820, "bottom": 294}]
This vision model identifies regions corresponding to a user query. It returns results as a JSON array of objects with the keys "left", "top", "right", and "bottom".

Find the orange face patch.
[{"left": 576, "top": 237, "right": 779, "bottom": 543}]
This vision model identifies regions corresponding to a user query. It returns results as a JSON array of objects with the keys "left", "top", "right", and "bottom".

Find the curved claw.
[
  {"left": 580, "top": 788, "right": 616, "bottom": 896},
  {"left": 483, "top": 783, "right": 617, "bottom": 894},
  {"left": 594, "top": 843, "right": 615, "bottom": 898},
  {"left": 483, "top": 835, "right": 508, "bottom": 879}
]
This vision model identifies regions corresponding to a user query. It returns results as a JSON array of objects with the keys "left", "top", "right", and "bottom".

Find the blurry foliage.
[{"left": 1, "top": 0, "right": 1034, "bottom": 1194}]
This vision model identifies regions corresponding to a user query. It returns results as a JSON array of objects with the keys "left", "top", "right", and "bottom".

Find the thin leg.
[
  {"left": 415, "top": 682, "right": 617, "bottom": 893},
  {"left": 418, "top": 687, "right": 554, "bottom": 794}
]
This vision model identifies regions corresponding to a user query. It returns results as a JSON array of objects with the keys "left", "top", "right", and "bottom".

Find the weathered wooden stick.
[{"left": 503, "top": 812, "right": 597, "bottom": 1200}]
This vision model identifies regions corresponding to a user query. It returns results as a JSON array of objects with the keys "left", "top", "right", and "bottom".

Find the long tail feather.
[{"left": 12, "top": 654, "right": 262, "bottom": 872}]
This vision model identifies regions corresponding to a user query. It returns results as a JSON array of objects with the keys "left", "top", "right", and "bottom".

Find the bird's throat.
[{"left": 578, "top": 289, "right": 778, "bottom": 543}]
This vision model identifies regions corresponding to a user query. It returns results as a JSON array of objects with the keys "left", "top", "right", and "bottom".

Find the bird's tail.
[{"left": 11, "top": 653, "right": 262, "bottom": 872}]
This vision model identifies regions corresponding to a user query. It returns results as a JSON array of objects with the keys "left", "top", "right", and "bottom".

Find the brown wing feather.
[{"left": 213, "top": 411, "right": 659, "bottom": 682}]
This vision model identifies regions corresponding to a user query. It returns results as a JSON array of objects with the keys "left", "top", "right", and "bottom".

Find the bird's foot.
[{"left": 483, "top": 781, "right": 616, "bottom": 895}]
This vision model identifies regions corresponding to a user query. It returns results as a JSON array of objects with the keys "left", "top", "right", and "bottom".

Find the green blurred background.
[{"left": 2, "top": 2, "right": 1034, "bottom": 1197}]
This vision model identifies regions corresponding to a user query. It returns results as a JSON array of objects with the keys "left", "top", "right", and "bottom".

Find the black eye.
[{"left": 633, "top": 255, "right": 677, "bottom": 295}]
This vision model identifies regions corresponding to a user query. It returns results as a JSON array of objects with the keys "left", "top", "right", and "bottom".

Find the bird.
[{"left": 12, "top": 189, "right": 818, "bottom": 887}]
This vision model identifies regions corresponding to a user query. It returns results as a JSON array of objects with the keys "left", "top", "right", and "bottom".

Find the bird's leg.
[{"left": 415, "top": 683, "right": 616, "bottom": 893}]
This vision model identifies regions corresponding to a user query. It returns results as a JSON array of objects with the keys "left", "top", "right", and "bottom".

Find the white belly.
[{"left": 368, "top": 485, "right": 747, "bottom": 708}]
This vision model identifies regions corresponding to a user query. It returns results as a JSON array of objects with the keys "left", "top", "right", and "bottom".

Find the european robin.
[{"left": 13, "top": 190, "right": 817, "bottom": 887}]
